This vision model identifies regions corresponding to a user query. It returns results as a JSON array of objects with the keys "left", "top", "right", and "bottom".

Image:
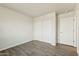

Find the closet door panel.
[{"left": 42, "top": 16, "right": 51, "bottom": 43}]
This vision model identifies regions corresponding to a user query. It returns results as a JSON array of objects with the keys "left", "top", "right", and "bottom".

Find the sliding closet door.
[
  {"left": 42, "top": 17, "right": 51, "bottom": 43},
  {"left": 59, "top": 17, "right": 76, "bottom": 46},
  {"left": 34, "top": 16, "right": 52, "bottom": 43},
  {"left": 33, "top": 12, "right": 56, "bottom": 45}
]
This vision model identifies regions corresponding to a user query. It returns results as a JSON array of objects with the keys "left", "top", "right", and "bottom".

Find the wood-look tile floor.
[{"left": 0, "top": 40, "right": 78, "bottom": 56}]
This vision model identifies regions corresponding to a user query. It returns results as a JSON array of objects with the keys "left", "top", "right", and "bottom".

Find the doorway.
[{"left": 58, "top": 12, "right": 77, "bottom": 47}]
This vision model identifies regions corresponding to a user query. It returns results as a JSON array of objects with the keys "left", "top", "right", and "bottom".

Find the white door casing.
[{"left": 59, "top": 16, "right": 77, "bottom": 47}]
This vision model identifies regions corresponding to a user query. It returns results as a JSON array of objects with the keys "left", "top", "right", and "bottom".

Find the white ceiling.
[{"left": 0, "top": 3, "right": 76, "bottom": 17}]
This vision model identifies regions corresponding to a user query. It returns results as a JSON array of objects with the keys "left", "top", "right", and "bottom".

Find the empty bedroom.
[{"left": 0, "top": 3, "right": 79, "bottom": 56}]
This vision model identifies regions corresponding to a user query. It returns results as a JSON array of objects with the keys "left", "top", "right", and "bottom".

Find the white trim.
[{"left": 0, "top": 40, "right": 32, "bottom": 51}]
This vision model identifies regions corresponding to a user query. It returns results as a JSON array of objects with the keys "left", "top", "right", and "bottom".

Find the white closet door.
[
  {"left": 33, "top": 12, "right": 56, "bottom": 45},
  {"left": 59, "top": 17, "right": 75, "bottom": 46},
  {"left": 42, "top": 18, "right": 51, "bottom": 43}
]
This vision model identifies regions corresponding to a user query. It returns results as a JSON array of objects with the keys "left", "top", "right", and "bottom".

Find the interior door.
[{"left": 59, "top": 17, "right": 75, "bottom": 46}]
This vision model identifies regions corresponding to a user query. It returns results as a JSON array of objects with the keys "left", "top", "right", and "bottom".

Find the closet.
[{"left": 33, "top": 12, "right": 56, "bottom": 45}]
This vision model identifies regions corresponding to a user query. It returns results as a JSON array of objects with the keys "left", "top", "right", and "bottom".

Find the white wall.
[
  {"left": 76, "top": 4, "right": 79, "bottom": 55},
  {"left": 33, "top": 12, "right": 56, "bottom": 45},
  {"left": 0, "top": 6, "right": 32, "bottom": 51}
]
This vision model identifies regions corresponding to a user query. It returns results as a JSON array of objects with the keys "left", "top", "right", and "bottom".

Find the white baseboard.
[{"left": 0, "top": 40, "right": 32, "bottom": 51}]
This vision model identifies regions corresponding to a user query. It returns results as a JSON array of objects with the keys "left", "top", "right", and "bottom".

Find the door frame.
[{"left": 57, "top": 13, "right": 77, "bottom": 47}]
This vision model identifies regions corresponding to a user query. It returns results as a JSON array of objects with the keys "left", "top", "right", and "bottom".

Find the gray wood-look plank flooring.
[{"left": 0, "top": 40, "right": 78, "bottom": 56}]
